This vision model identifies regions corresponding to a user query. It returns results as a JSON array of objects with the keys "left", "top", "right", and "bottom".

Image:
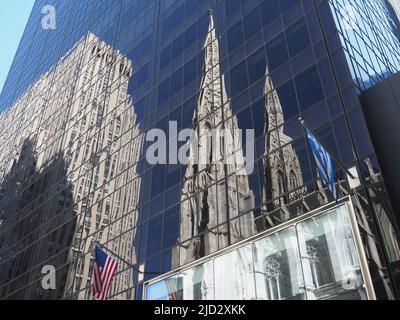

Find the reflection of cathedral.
[
  {"left": 0, "top": 33, "right": 143, "bottom": 300},
  {"left": 258, "top": 65, "right": 400, "bottom": 299},
  {"left": 172, "top": 13, "right": 256, "bottom": 269},
  {"left": 262, "top": 68, "right": 307, "bottom": 226}
]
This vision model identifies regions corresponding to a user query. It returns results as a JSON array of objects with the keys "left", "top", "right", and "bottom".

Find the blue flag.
[{"left": 306, "top": 129, "right": 337, "bottom": 200}]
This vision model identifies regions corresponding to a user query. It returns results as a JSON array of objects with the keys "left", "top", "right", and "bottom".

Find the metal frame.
[
  {"left": 143, "top": 196, "right": 376, "bottom": 300},
  {"left": 346, "top": 196, "right": 376, "bottom": 300}
]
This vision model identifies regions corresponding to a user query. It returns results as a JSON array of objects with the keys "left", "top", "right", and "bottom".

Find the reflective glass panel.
[
  {"left": 297, "top": 206, "right": 366, "bottom": 300},
  {"left": 146, "top": 261, "right": 214, "bottom": 300},
  {"left": 253, "top": 227, "right": 305, "bottom": 300},
  {"left": 214, "top": 244, "right": 256, "bottom": 300}
]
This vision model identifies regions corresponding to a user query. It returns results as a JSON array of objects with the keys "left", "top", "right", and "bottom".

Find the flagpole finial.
[{"left": 298, "top": 116, "right": 306, "bottom": 127}]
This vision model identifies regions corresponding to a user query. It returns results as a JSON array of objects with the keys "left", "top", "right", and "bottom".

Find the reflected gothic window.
[
  {"left": 253, "top": 227, "right": 304, "bottom": 300},
  {"left": 306, "top": 237, "right": 335, "bottom": 289},
  {"left": 263, "top": 250, "right": 294, "bottom": 300},
  {"left": 277, "top": 170, "right": 286, "bottom": 195},
  {"left": 265, "top": 257, "right": 282, "bottom": 300},
  {"left": 298, "top": 206, "right": 366, "bottom": 300},
  {"left": 289, "top": 170, "right": 298, "bottom": 190}
]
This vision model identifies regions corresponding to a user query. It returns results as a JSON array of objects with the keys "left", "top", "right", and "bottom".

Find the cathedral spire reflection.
[
  {"left": 173, "top": 12, "right": 256, "bottom": 269},
  {"left": 262, "top": 67, "right": 306, "bottom": 227}
]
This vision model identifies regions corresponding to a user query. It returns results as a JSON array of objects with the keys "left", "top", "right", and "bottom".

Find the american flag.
[{"left": 92, "top": 244, "right": 119, "bottom": 300}]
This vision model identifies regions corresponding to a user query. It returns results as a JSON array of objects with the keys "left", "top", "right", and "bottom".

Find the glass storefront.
[{"left": 145, "top": 204, "right": 368, "bottom": 300}]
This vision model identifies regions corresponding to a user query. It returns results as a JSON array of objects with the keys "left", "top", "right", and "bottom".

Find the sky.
[{"left": 0, "top": 0, "right": 35, "bottom": 94}]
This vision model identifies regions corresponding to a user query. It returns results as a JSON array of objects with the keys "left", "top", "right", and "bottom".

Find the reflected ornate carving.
[
  {"left": 262, "top": 68, "right": 307, "bottom": 226},
  {"left": 173, "top": 13, "right": 256, "bottom": 269}
]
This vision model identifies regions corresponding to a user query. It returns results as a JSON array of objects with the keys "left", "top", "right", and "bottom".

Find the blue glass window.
[
  {"left": 184, "top": 57, "right": 197, "bottom": 86},
  {"left": 237, "top": 107, "right": 254, "bottom": 131},
  {"left": 260, "top": 0, "right": 280, "bottom": 26},
  {"left": 146, "top": 255, "right": 162, "bottom": 274},
  {"left": 139, "top": 221, "right": 149, "bottom": 261},
  {"left": 227, "top": 21, "right": 244, "bottom": 53},
  {"left": 163, "top": 207, "right": 180, "bottom": 249},
  {"left": 138, "top": 64, "right": 149, "bottom": 87},
  {"left": 276, "top": 79, "right": 299, "bottom": 120},
  {"left": 286, "top": 18, "right": 310, "bottom": 58},
  {"left": 166, "top": 164, "right": 181, "bottom": 189},
  {"left": 147, "top": 217, "right": 163, "bottom": 257},
  {"left": 158, "top": 78, "right": 170, "bottom": 104},
  {"left": 243, "top": 9, "right": 262, "bottom": 41},
  {"left": 185, "top": 24, "right": 196, "bottom": 48},
  {"left": 151, "top": 165, "right": 166, "bottom": 197},
  {"left": 172, "top": 34, "right": 184, "bottom": 58},
  {"left": 295, "top": 66, "right": 324, "bottom": 111},
  {"left": 197, "top": 13, "right": 209, "bottom": 38},
  {"left": 266, "top": 33, "right": 289, "bottom": 70},
  {"left": 160, "top": 45, "right": 171, "bottom": 69},
  {"left": 230, "top": 61, "right": 249, "bottom": 96},
  {"left": 185, "top": 0, "right": 198, "bottom": 17},
  {"left": 225, "top": 0, "right": 241, "bottom": 17},
  {"left": 280, "top": 0, "right": 297, "bottom": 13},
  {"left": 247, "top": 47, "right": 266, "bottom": 85},
  {"left": 170, "top": 68, "right": 183, "bottom": 97}
]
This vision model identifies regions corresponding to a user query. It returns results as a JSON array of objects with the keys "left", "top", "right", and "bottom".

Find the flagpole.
[
  {"left": 299, "top": 117, "right": 356, "bottom": 179},
  {"left": 95, "top": 241, "right": 161, "bottom": 275}
]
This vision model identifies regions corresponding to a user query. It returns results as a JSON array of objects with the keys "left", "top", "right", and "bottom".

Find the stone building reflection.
[
  {"left": 0, "top": 33, "right": 143, "bottom": 300},
  {"left": 62, "top": 34, "right": 143, "bottom": 300},
  {"left": 262, "top": 67, "right": 307, "bottom": 227},
  {"left": 172, "top": 13, "right": 256, "bottom": 269}
]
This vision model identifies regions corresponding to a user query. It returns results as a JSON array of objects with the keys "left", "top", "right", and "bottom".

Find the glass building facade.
[{"left": 0, "top": 0, "right": 399, "bottom": 300}]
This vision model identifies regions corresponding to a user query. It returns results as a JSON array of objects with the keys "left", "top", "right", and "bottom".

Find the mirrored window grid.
[
  {"left": 0, "top": 0, "right": 399, "bottom": 300},
  {"left": 329, "top": 0, "right": 400, "bottom": 91}
]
